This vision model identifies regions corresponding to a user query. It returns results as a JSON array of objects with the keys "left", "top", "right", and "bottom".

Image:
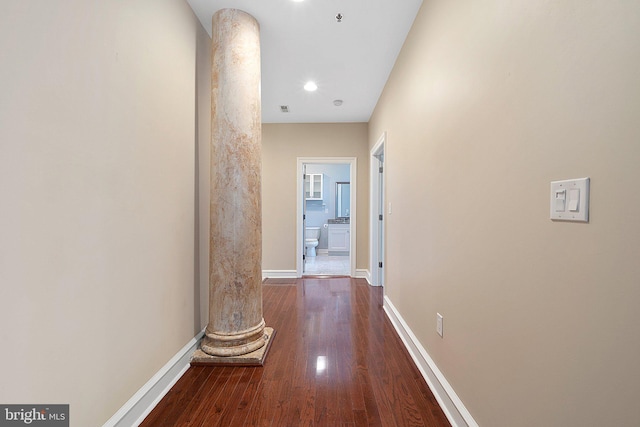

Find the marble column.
[{"left": 200, "top": 9, "right": 267, "bottom": 358}]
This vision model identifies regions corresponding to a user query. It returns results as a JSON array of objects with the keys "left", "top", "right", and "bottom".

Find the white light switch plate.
[
  {"left": 436, "top": 313, "right": 443, "bottom": 337},
  {"left": 550, "top": 178, "right": 589, "bottom": 222}
]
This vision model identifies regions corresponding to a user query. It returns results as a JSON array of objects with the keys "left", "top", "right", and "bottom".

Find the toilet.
[{"left": 305, "top": 226, "right": 321, "bottom": 257}]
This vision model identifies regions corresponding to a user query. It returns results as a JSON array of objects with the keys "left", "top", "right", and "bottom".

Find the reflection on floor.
[{"left": 304, "top": 254, "right": 350, "bottom": 276}]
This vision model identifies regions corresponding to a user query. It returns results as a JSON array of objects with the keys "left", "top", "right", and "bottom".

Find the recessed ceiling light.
[
  {"left": 304, "top": 81, "right": 318, "bottom": 92},
  {"left": 333, "top": 99, "right": 343, "bottom": 106}
]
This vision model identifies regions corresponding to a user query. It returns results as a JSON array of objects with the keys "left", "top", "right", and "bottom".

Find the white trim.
[
  {"left": 102, "top": 329, "right": 205, "bottom": 427},
  {"left": 316, "top": 249, "right": 329, "bottom": 256},
  {"left": 354, "top": 269, "right": 371, "bottom": 284},
  {"left": 370, "top": 133, "right": 385, "bottom": 287},
  {"left": 262, "top": 270, "right": 298, "bottom": 280},
  {"left": 296, "top": 157, "right": 357, "bottom": 279},
  {"left": 383, "top": 296, "right": 478, "bottom": 427}
]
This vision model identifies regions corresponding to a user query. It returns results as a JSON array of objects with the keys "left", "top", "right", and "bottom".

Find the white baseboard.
[
  {"left": 354, "top": 269, "right": 371, "bottom": 284},
  {"left": 102, "top": 329, "right": 205, "bottom": 427},
  {"left": 317, "top": 249, "right": 329, "bottom": 255},
  {"left": 262, "top": 270, "right": 298, "bottom": 279},
  {"left": 383, "top": 296, "right": 478, "bottom": 427}
]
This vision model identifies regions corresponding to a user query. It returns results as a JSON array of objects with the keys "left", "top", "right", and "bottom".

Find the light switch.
[
  {"left": 550, "top": 178, "right": 589, "bottom": 222},
  {"left": 555, "top": 189, "right": 566, "bottom": 212},
  {"left": 568, "top": 188, "right": 580, "bottom": 212}
]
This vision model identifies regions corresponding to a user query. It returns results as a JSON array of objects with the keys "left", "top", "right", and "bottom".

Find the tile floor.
[{"left": 304, "top": 254, "right": 350, "bottom": 276}]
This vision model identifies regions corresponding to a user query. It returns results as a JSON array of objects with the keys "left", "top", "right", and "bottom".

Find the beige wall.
[
  {"left": 369, "top": 0, "right": 640, "bottom": 426},
  {"left": 195, "top": 15, "right": 212, "bottom": 333},
  {"left": 262, "top": 123, "right": 369, "bottom": 272},
  {"left": 0, "top": 1, "right": 207, "bottom": 425}
]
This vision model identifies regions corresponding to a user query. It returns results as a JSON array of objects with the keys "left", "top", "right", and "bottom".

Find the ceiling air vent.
[{"left": 280, "top": 105, "right": 290, "bottom": 113}]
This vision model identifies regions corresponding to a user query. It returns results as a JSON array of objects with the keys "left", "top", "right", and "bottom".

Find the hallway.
[{"left": 141, "top": 278, "right": 450, "bottom": 426}]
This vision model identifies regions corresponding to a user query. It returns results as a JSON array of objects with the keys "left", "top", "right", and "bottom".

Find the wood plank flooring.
[{"left": 140, "top": 278, "right": 450, "bottom": 427}]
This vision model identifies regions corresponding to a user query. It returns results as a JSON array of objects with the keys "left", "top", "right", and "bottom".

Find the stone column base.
[
  {"left": 201, "top": 319, "right": 266, "bottom": 357},
  {"left": 191, "top": 327, "right": 275, "bottom": 367}
]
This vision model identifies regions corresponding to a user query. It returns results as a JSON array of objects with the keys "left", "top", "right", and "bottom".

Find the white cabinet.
[
  {"left": 328, "top": 223, "right": 350, "bottom": 255},
  {"left": 305, "top": 174, "right": 323, "bottom": 200}
]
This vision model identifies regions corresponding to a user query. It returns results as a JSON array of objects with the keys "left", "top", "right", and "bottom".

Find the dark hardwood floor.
[{"left": 140, "top": 277, "right": 450, "bottom": 426}]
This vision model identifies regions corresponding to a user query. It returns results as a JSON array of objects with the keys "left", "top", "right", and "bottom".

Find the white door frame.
[
  {"left": 296, "top": 157, "right": 357, "bottom": 277},
  {"left": 370, "top": 132, "right": 385, "bottom": 286}
]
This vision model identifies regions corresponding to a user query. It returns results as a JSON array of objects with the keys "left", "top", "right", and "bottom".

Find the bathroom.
[{"left": 304, "top": 163, "right": 351, "bottom": 276}]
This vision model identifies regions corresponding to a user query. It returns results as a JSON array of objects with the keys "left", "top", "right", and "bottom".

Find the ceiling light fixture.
[
  {"left": 304, "top": 81, "right": 318, "bottom": 92},
  {"left": 333, "top": 99, "right": 343, "bottom": 106},
  {"left": 335, "top": 13, "right": 343, "bottom": 23}
]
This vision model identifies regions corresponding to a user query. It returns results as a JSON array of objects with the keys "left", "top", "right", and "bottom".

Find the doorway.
[
  {"left": 370, "top": 133, "right": 385, "bottom": 287},
  {"left": 296, "top": 157, "right": 357, "bottom": 277}
]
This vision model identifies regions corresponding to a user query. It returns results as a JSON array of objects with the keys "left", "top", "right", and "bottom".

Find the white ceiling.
[{"left": 187, "top": 0, "right": 423, "bottom": 123}]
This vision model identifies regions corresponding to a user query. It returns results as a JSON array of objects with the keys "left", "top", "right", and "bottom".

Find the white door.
[
  {"left": 370, "top": 134, "right": 385, "bottom": 286},
  {"left": 302, "top": 164, "right": 307, "bottom": 274},
  {"left": 376, "top": 156, "right": 384, "bottom": 286}
]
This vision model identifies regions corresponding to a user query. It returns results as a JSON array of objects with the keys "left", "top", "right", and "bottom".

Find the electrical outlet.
[{"left": 436, "top": 313, "right": 443, "bottom": 337}]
